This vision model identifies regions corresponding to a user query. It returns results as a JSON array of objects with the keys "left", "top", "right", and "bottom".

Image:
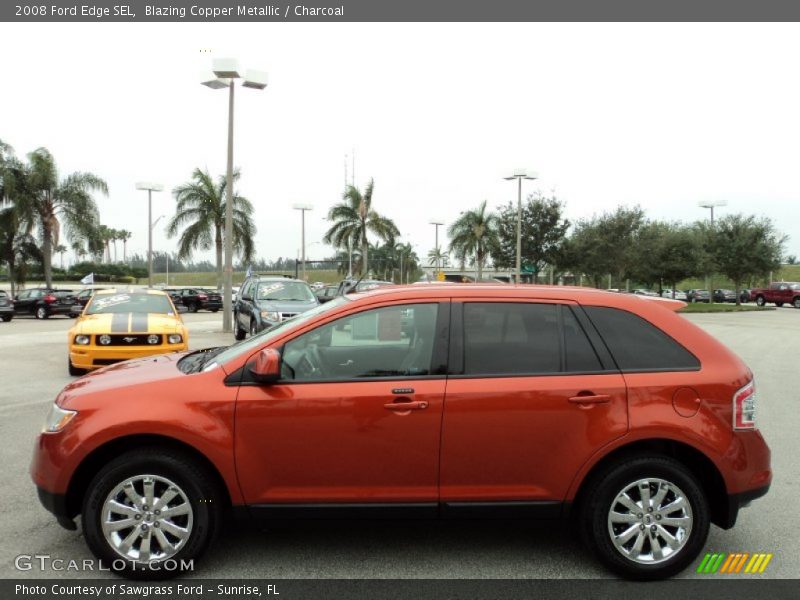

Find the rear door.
[{"left": 440, "top": 300, "right": 627, "bottom": 510}]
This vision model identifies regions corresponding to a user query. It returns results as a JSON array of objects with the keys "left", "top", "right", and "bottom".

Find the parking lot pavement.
[{"left": 0, "top": 309, "right": 796, "bottom": 579}]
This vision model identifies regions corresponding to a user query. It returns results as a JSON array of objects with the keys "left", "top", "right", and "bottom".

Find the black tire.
[
  {"left": 82, "top": 448, "right": 222, "bottom": 579},
  {"left": 188, "top": 302, "right": 199, "bottom": 313},
  {"left": 1, "top": 315, "right": 11, "bottom": 322},
  {"left": 793, "top": 297, "right": 800, "bottom": 309},
  {"left": 68, "top": 359, "right": 86, "bottom": 376},
  {"left": 755, "top": 296, "right": 766, "bottom": 307},
  {"left": 580, "top": 455, "right": 710, "bottom": 581},
  {"left": 776, "top": 302, "right": 783, "bottom": 308},
  {"left": 210, "top": 308, "right": 219, "bottom": 313},
  {"left": 234, "top": 314, "right": 246, "bottom": 341},
  {"left": 35, "top": 306, "right": 48, "bottom": 320}
]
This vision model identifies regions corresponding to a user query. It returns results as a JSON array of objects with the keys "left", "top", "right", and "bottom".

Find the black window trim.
[{"left": 229, "top": 301, "right": 451, "bottom": 387}]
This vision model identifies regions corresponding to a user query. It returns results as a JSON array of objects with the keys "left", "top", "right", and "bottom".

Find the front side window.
[
  {"left": 282, "top": 303, "right": 439, "bottom": 381},
  {"left": 584, "top": 306, "right": 699, "bottom": 372}
]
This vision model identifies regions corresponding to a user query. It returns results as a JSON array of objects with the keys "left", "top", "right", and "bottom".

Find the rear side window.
[
  {"left": 583, "top": 306, "right": 699, "bottom": 372},
  {"left": 463, "top": 303, "right": 561, "bottom": 375}
]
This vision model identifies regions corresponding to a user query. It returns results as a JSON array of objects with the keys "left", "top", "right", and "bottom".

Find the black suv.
[
  {"left": 169, "top": 288, "right": 222, "bottom": 312},
  {"left": 69, "top": 287, "right": 110, "bottom": 317},
  {"left": 335, "top": 278, "right": 393, "bottom": 296},
  {"left": 13, "top": 288, "right": 76, "bottom": 319},
  {"left": 234, "top": 275, "right": 318, "bottom": 340}
]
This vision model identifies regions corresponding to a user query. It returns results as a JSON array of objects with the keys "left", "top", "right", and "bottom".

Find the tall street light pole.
[
  {"left": 698, "top": 200, "right": 727, "bottom": 303},
  {"left": 504, "top": 169, "right": 537, "bottom": 284},
  {"left": 292, "top": 203, "right": 313, "bottom": 281},
  {"left": 429, "top": 220, "right": 444, "bottom": 277},
  {"left": 135, "top": 182, "right": 163, "bottom": 288},
  {"left": 202, "top": 58, "right": 268, "bottom": 333}
]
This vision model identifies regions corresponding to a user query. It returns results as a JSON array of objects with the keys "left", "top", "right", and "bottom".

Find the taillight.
[
  {"left": 198, "top": 294, "right": 208, "bottom": 301},
  {"left": 733, "top": 381, "right": 757, "bottom": 430},
  {"left": 43, "top": 294, "right": 56, "bottom": 303}
]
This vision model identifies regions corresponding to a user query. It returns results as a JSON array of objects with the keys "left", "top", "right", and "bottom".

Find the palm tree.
[
  {"left": 396, "top": 242, "right": 418, "bottom": 284},
  {"left": 53, "top": 244, "right": 67, "bottom": 269},
  {"left": 323, "top": 179, "right": 399, "bottom": 277},
  {"left": 71, "top": 240, "right": 88, "bottom": 264},
  {"left": 448, "top": 201, "right": 499, "bottom": 280},
  {"left": 117, "top": 229, "right": 132, "bottom": 262},
  {"left": 427, "top": 247, "right": 449, "bottom": 268},
  {"left": 0, "top": 206, "right": 40, "bottom": 296},
  {"left": 167, "top": 168, "right": 256, "bottom": 290},
  {"left": 5, "top": 148, "right": 106, "bottom": 287},
  {"left": 96, "top": 225, "right": 114, "bottom": 263}
]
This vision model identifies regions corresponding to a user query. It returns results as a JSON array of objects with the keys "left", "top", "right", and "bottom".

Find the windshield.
[
  {"left": 257, "top": 281, "right": 315, "bottom": 302},
  {"left": 212, "top": 296, "right": 349, "bottom": 366},
  {"left": 86, "top": 293, "right": 175, "bottom": 315}
]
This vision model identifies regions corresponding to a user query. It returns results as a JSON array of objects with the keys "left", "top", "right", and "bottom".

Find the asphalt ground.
[{"left": 0, "top": 309, "right": 796, "bottom": 579}]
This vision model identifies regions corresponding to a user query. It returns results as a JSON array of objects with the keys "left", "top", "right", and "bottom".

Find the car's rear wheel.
[
  {"left": 68, "top": 359, "right": 86, "bottom": 376},
  {"left": 35, "top": 306, "right": 48, "bottom": 320},
  {"left": 234, "top": 314, "right": 246, "bottom": 340},
  {"left": 187, "top": 302, "right": 199, "bottom": 313},
  {"left": 755, "top": 296, "right": 766, "bottom": 307},
  {"left": 82, "top": 449, "right": 222, "bottom": 579},
  {"left": 1, "top": 315, "right": 11, "bottom": 322},
  {"left": 793, "top": 297, "right": 800, "bottom": 309},
  {"left": 580, "top": 455, "right": 709, "bottom": 580}
]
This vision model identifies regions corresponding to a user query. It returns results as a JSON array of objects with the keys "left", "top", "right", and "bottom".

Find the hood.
[
  {"left": 256, "top": 299, "right": 318, "bottom": 313},
  {"left": 73, "top": 312, "right": 183, "bottom": 334}
]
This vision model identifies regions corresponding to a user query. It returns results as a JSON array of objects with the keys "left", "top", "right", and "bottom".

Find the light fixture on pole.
[
  {"left": 698, "top": 200, "right": 727, "bottom": 303},
  {"left": 504, "top": 169, "right": 537, "bottom": 284},
  {"left": 135, "top": 182, "right": 164, "bottom": 288},
  {"left": 429, "top": 220, "right": 444, "bottom": 276},
  {"left": 292, "top": 203, "right": 314, "bottom": 282},
  {"left": 202, "top": 58, "right": 268, "bottom": 333}
]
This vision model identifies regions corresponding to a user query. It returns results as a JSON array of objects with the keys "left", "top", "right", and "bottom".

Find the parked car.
[
  {"left": 69, "top": 287, "right": 110, "bottom": 317},
  {"left": 13, "top": 288, "right": 76, "bottom": 319},
  {"left": 632, "top": 289, "right": 659, "bottom": 297},
  {"left": 749, "top": 282, "right": 800, "bottom": 308},
  {"left": 66, "top": 289, "right": 188, "bottom": 376},
  {"left": 660, "top": 289, "right": 688, "bottom": 301},
  {"left": 712, "top": 289, "right": 738, "bottom": 303},
  {"left": 739, "top": 289, "right": 752, "bottom": 303},
  {"left": 32, "top": 285, "right": 770, "bottom": 580},
  {"left": 315, "top": 284, "right": 339, "bottom": 304},
  {"left": 335, "top": 278, "right": 393, "bottom": 296},
  {"left": 684, "top": 289, "right": 710, "bottom": 303},
  {"left": 234, "top": 275, "right": 318, "bottom": 340},
  {"left": 0, "top": 290, "right": 14, "bottom": 322},
  {"left": 170, "top": 288, "right": 222, "bottom": 313}
]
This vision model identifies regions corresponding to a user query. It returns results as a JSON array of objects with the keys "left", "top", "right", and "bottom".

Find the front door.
[
  {"left": 235, "top": 302, "right": 449, "bottom": 510},
  {"left": 440, "top": 300, "right": 628, "bottom": 508}
]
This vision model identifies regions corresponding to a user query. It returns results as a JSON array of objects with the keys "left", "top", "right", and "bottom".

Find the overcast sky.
[{"left": 1, "top": 22, "right": 798, "bottom": 266}]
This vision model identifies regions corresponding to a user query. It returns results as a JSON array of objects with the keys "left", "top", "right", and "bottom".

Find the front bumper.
[
  {"left": 36, "top": 486, "right": 76, "bottom": 530},
  {"left": 70, "top": 343, "right": 187, "bottom": 369}
]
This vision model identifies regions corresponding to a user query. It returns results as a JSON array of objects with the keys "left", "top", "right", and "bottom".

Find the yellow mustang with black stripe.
[{"left": 67, "top": 289, "right": 189, "bottom": 375}]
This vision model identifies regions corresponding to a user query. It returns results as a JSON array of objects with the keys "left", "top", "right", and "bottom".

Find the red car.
[
  {"left": 750, "top": 281, "right": 800, "bottom": 308},
  {"left": 31, "top": 285, "right": 770, "bottom": 580}
]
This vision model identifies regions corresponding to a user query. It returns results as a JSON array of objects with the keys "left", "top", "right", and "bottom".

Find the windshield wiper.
[{"left": 178, "top": 346, "right": 227, "bottom": 374}]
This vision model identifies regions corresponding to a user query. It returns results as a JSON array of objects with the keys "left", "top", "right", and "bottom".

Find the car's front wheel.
[
  {"left": 755, "top": 296, "right": 766, "bottom": 307},
  {"left": 82, "top": 449, "right": 222, "bottom": 579},
  {"left": 35, "top": 306, "right": 48, "bottom": 319},
  {"left": 580, "top": 455, "right": 709, "bottom": 580}
]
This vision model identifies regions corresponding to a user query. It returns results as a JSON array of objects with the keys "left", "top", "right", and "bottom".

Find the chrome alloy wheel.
[
  {"left": 101, "top": 474, "right": 194, "bottom": 563},
  {"left": 607, "top": 477, "right": 693, "bottom": 564}
]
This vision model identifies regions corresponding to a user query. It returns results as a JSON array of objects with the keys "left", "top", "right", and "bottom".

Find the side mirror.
[
  {"left": 249, "top": 348, "right": 281, "bottom": 384},
  {"left": 242, "top": 294, "right": 253, "bottom": 301}
]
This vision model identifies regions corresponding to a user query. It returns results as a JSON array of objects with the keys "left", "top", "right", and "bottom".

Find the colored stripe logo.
[{"left": 697, "top": 552, "right": 773, "bottom": 574}]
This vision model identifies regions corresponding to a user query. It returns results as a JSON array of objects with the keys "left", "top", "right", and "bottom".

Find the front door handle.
[
  {"left": 568, "top": 393, "right": 611, "bottom": 404},
  {"left": 384, "top": 400, "right": 428, "bottom": 411}
]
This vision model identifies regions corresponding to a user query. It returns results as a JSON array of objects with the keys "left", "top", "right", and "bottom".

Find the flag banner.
[{"left": 80, "top": 273, "right": 94, "bottom": 285}]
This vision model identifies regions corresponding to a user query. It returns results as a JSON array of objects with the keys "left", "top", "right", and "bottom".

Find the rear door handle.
[
  {"left": 384, "top": 400, "right": 428, "bottom": 411},
  {"left": 568, "top": 394, "right": 611, "bottom": 404}
]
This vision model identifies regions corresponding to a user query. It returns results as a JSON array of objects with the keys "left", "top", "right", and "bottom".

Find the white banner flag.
[{"left": 80, "top": 272, "right": 94, "bottom": 285}]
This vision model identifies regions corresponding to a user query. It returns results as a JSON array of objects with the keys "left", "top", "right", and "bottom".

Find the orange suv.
[{"left": 31, "top": 285, "right": 771, "bottom": 580}]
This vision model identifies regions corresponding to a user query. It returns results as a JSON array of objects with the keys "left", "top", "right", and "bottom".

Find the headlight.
[
  {"left": 42, "top": 403, "right": 77, "bottom": 433},
  {"left": 260, "top": 311, "right": 280, "bottom": 322},
  {"left": 168, "top": 334, "right": 183, "bottom": 344},
  {"left": 147, "top": 334, "right": 160, "bottom": 345},
  {"left": 74, "top": 335, "right": 90, "bottom": 345},
  {"left": 98, "top": 334, "right": 111, "bottom": 345}
]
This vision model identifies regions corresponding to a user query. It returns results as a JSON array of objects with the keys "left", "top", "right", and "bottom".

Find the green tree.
[
  {"left": 117, "top": 229, "right": 132, "bottom": 262},
  {"left": 0, "top": 206, "right": 41, "bottom": 295},
  {"left": 396, "top": 242, "right": 419, "bottom": 284},
  {"left": 448, "top": 200, "right": 499, "bottom": 279},
  {"left": 323, "top": 179, "right": 399, "bottom": 277},
  {"left": 494, "top": 193, "right": 570, "bottom": 282},
  {"left": 628, "top": 222, "right": 699, "bottom": 292},
  {"left": 711, "top": 214, "right": 786, "bottom": 305},
  {"left": 5, "top": 147, "right": 106, "bottom": 287},
  {"left": 167, "top": 168, "right": 256, "bottom": 290},
  {"left": 427, "top": 247, "right": 449, "bottom": 269}
]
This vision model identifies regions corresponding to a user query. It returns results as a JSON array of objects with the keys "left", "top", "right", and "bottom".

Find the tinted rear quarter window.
[{"left": 584, "top": 306, "right": 699, "bottom": 371}]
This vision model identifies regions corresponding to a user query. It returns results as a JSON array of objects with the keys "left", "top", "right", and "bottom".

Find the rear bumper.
[{"left": 720, "top": 483, "right": 771, "bottom": 529}]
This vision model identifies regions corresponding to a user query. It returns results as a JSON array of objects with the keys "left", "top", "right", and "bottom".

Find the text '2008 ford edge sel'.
[{"left": 31, "top": 284, "right": 771, "bottom": 580}]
